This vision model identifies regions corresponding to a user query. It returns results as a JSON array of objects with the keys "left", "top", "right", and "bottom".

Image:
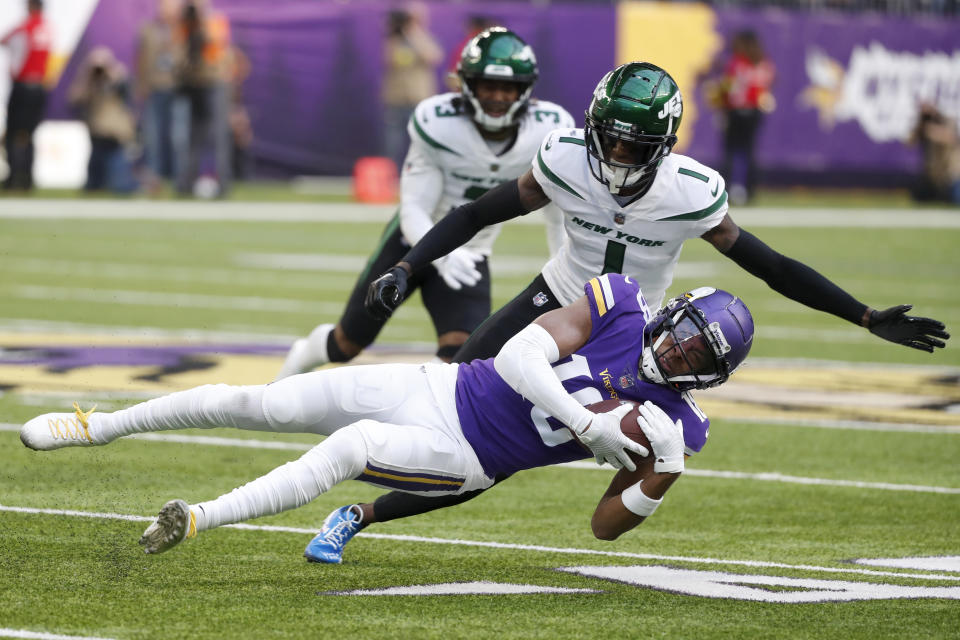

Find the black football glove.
[
  {"left": 365, "top": 265, "right": 409, "bottom": 320},
  {"left": 868, "top": 304, "right": 950, "bottom": 352}
]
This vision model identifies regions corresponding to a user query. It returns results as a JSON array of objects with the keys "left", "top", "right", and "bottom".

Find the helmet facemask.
[
  {"left": 456, "top": 27, "right": 538, "bottom": 134},
  {"left": 639, "top": 288, "right": 754, "bottom": 392},
  {"left": 585, "top": 116, "right": 676, "bottom": 195},
  {"left": 583, "top": 62, "right": 684, "bottom": 196},
  {"left": 461, "top": 77, "right": 534, "bottom": 132}
]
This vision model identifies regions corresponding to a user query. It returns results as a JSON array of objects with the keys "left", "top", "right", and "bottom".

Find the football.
[{"left": 585, "top": 399, "right": 652, "bottom": 466}]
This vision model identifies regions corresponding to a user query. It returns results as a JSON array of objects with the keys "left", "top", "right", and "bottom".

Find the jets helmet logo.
[{"left": 657, "top": 92, "right": 683, "bottom": 120}]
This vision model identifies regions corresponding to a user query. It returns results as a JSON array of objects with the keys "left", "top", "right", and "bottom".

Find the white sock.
[
  {"left": 191, "top": 425, "right": 367, "bottom": 531},
  {"left": 90, "top": 384, "right": 268, "bottom": 443},
  {"left": 303, "top": 323, "right": 334, "bottom": 367}
]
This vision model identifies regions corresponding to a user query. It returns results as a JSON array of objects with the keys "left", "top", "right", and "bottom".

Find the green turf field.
[{"left": 0, "top": 198, "right": 958, "bottom": 639}]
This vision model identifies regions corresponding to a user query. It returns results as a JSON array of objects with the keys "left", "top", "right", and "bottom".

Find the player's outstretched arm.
[
  {"left": 703, "top": 215, "right": 950, "bottom": 352},
  {"left": 493, "top": 297, "right": 647, "bottom": 471},
  {"left": 591, "top": 462, "right": 679, "bottom": 540},
  {"left": 591, "top": 401, "right": 684, "bottom": 540},
  {"left": 365, "top": 171, "right": 550, "bottom": 319}
]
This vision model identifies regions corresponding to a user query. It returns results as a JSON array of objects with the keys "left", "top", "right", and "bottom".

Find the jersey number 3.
[{"left": 530, "top": 354, "right": 602, "bottom": 446}]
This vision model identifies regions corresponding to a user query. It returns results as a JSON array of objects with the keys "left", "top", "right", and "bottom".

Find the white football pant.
[{"left": 91, "top": 363, "right": 492, "bottom": 531}]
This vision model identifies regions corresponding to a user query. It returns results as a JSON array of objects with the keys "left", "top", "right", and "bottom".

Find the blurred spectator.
[
  {"left": 68, "top": 47, "right": 138, "bottom": 193},
  {"left": 910, "top": 102, "right": 960, "bottom": 205},
  {"left": 173, "top": 0, "right": 232, "bottom": 198},
  {"left": 714, "top": 30, "right": 775, "bottom": 205},
  {"left": 227, "top": 44, "right": 253, "bottom": 182},
  {"left": 136, "top": 0, "right": 182, "bottom": 187},
  {"left": 382, "top": 4, "right": 443, "bottom": 170},
  {"left": 1, "top": 0, "right": 51, "bottom": 191},
  {"left": 445, "top": 15, "right": 498, "bottom": 91}
]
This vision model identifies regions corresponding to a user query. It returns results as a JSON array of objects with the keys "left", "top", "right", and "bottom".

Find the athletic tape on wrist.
[{"left": 620, "top": 480, "right": 662, "bottom": 517}]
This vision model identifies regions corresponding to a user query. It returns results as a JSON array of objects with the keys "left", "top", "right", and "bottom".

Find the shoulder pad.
[
  {"left": 524, "top": 100, "right": 576, "bottom": 130},
  {"left": 533, "top": 128, "right": 588, "bottom": 200},
  {"left": 410, "top": 94, "right": 468, "bottom": 156},
  {"left": 654, "top": 154, "right": 728, "bottom": 222},
  {"left": 583, "top": 273, "right": 641, "bottom": 319}
]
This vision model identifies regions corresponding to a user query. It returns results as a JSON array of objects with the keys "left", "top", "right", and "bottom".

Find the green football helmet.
[
  {"left": 457, "top": 27, "right": 538, "bottom": 132},
  {"left": 584, "top": 62, "right": 682, "bottom": 195}
]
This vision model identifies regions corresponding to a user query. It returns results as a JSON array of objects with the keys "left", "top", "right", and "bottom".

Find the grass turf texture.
[
  {"left": 16, "top": 180, "right": 959, "bottom": 209},
  {"left": 0, "top": 201, "right": 957, "bottom": 638}
]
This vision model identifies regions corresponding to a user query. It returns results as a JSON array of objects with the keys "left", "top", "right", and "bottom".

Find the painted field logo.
[
  {"left": 324, "top": 558, "right": 960, "bottom": 601},
  {"left": 559, "top": 565, "right": 960, "bottom": 603},
  {"left": 0, "top": 339, "right": 288, "bottom": 393}
]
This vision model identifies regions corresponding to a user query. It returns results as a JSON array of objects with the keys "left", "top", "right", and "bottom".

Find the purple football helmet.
[{"left": 640, "top": 287, "right": 754, "bottom": 391}]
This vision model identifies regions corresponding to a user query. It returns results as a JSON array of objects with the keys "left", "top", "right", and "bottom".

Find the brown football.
[{"left": 585, "top": 399, "right": 652, "bottom": 467}]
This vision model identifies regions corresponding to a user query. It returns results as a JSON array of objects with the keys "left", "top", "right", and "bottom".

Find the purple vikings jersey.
[{"left": 456, "top": 273, "right": 710, "bottom": 479}]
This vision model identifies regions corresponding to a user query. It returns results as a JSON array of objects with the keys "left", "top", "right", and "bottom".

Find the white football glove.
[
  {"left": 574, "top": 403, "right": 648, "bottom": 472},
  {"left": 636, "top": 400, "right": 685, "bottom": 474},
  {"left": 434, "top": 248, "right": 483, "bottom": 290}
]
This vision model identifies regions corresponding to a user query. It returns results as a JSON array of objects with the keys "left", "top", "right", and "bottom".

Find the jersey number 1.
[{"left": 602, "top": 240, "right": 626, "bottom": 274}]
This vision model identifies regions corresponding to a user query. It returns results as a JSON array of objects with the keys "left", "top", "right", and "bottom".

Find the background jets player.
[
  {"left": 20, "top": 276, "right": 755, "bottom": 557},
  {"left": 316, "top": 61, "right": 952, "bottom": 564},
  {"left": 275, "top": 28, "right": 573, "bottom": 379}
]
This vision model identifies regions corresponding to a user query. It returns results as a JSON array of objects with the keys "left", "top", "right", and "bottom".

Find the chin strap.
[
  {"left": 602, "top": 164, "right": 646, "bottom": 194},
  {"left": 464, "top": 85, "right": 532, "bottom": 132},
  {"left": 640, "top": 343, "right": 665, "bottom": 385}
]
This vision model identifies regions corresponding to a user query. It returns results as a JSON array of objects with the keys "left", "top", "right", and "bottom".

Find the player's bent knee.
[
  {"left": 260, "top": 380, "right": 307, "bottom": 430},
  {"left": 201, "top": 384, "right": 268, "bottom": 429},
  {"left": 312, "top": 422, "right": 370, "bottom": 479}
]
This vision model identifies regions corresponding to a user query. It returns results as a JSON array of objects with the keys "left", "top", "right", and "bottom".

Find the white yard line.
[
  {"left": 0, "top": 311, "right": 925, "bottom": 346},
  {"left": 1, "top": 426, "right": 957, "bottom": 493},
  {"left": 8, "top": 285, "right": 342, "bottom": 315},
  {"left": 0, "top": 253, "right": 713, "bottom": 280},
  {"left": 1, "top": 199, "right": 959, "bottom": 228},
  {"left": 0, "top": 503, "right": 957, "bottom": 583},
  {"left": 2, "top": 257, "right": 328, "bottom": 288},
  {"left": 728, "top": 415, "right": 960, "bottom": 434},
  {"left": 0, "top": 629, "right": 117, "bottom": 640},
  {"left": 0, "top": 319, "right": 300, "bottom": 343}
]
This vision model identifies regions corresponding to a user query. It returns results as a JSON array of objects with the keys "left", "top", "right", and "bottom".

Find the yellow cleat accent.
[
  {"left": 21, "top": 405, "right": 100, "bottom": 451},
  {"left": 71, "top": 402, "right": 97, "bottom": 443},
  {"left": 186, "top": 509, "right": 198, "bottom": 540}
]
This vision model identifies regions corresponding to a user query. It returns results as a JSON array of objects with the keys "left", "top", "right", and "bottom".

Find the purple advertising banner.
[
  {"left": 693, "top": 8, "right": 960, "bottom": 182},
  {"left": 48, "top": 1, "right": 959, "bottom": 182},
  {"left": 50, "top": 0, "right": 614, "bottom": 176}
]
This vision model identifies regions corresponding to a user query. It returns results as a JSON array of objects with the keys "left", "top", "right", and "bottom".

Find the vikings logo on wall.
[{"left": 801, "top": 43, "right": 960, "bottom": 142}]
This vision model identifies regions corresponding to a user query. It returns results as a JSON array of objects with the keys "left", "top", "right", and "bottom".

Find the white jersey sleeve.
[
  {"left": 399, "top": 124, "right": 445, "bottom": 246},
  {"left": 531, "top": 129, "right": 730, "bottom": 309},
  {"left": 401, "top": 94, "right": 575, "bottom": 255},
  {"left": 540, "top": 201, "right": 567, "bottom": 258}
]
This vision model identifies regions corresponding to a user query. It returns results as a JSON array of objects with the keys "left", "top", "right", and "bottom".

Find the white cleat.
[
  {"left": 274, "top": 323, "right": 333, "bottom": 381},
  {"left": 139, "top": 499, "right": 197, "bottom": 554},
  {"left": 20, "top": 403, "right": 99, "bottom": 451}
]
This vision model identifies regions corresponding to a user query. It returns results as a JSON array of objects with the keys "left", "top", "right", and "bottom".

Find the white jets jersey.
[
  {"left": 402, "top": 93, "right": 574, "bottom": 254},
  {"left": 531, "top": 128, "right": 728, "bottom": 308}
]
